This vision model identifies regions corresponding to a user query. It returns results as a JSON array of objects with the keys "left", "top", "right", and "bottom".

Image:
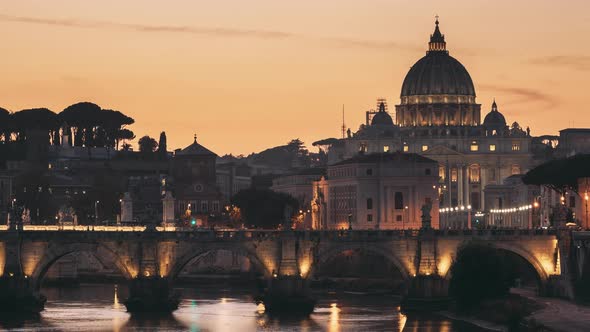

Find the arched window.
[
  {"left": 469, "top": 164, "right": 480, "bottom": 183},
  {"left": 439, "top": 166, "right": 446, "bottom": 181},
  {"left": 366, "top": 198, "right": 373, "bottom": 210}
]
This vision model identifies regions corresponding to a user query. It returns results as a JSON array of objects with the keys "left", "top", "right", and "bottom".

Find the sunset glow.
[{"left": 2, "top": 1, "right": 589, "bottom": 155}]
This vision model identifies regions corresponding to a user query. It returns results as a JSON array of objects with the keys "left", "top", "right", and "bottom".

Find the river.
[{"left": 0, "top": 284, "right": 488, "bottom": 331}]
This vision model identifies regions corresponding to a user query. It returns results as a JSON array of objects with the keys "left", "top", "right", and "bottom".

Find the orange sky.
[{"left": 1, "top": 0, "right": 590, "bottom": 155}]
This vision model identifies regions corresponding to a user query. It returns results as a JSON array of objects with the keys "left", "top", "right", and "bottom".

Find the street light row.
[
  {"left": 490, "top": 204, "right": 533, "bottom": 214},
  {"left": 439, "top": 205, "right": 472, "bottom": 213}
]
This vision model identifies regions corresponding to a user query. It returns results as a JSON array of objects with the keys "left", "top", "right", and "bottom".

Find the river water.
[{"left": 0, "top": 284, "right": 487, "bottom": 331}]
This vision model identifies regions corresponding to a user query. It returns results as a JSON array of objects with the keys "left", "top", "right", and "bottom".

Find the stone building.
[
  {"left": 216, "top": 162, "right": 252, "bottom": 202},
  {"left": 271, "top": 168, "right": 326, "bottom": 228},
  {"left": 484, "top": 175, "right": 540, "bottom": 228},
  {"left": 555, "top": 129, "right": 590, "bottom": 158},
  {"left": 327, "top": 19, "right": 535, "bottom": 213},
  {"left": 311, "top": 152, "right": 439, "bottom": 230},
  {"left": 172, "top": 136, "right": 224, "bottom": 225}
]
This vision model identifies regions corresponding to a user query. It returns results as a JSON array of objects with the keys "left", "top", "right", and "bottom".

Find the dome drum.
[
  {"left": 395, "top": 19, "right": 481, "bottom": 127},
  {"left": 400, "top": 94, "right": 476, "bottom": 105}
]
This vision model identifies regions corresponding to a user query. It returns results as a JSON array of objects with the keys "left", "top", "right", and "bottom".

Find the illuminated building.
[
  {"left": 311, "top": 152, "right": 439, "bottom": 230},
  {"left": 326, "top": 19, "right": 535, "bottom": 213}
]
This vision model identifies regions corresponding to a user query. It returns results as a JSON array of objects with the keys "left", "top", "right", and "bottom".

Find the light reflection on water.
[{"left": 0, "top": 284, "right": 484, "bottom": 332}]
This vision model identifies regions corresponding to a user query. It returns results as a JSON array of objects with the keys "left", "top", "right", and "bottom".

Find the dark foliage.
[
  {"left": 231, "top": 188, "right": 299, "bottom": 229},
  {"left": 523, "top": 154, "right": 590, "bottom": 192},
  {"left": 157, "top": 131, "right": 167, "bottom": 158},
  {"left": 138, "top": 136, "right": 158, "bottom": 154}
]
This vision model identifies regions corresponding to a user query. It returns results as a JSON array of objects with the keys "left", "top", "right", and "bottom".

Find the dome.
[
  {"left": 371, "top": 111, "right": 394, "bottom": 126},
  {"left": 371, "top": 102, "right": 394, "bottom": 126},
  {"left": 483, "top": 100, "right": 507, "bottom": 127},
  {"left": 400, "top": 19, "right": 476, "bottom": 98}
]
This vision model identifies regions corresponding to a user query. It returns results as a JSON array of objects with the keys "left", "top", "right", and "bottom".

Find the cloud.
[
  {"left": 0, "top": 14, "right": 294, "bottom": 39},
  {"left": 528, "top": 55, "right": 590, "bottom": 71},
  {"left": 479, "top": 84, "right": 559, "bottom": 111},
  {"left": 0, "top": 13, "right": 419, "bottom": 52}
]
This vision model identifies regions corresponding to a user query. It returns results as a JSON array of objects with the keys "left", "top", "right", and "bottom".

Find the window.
[
  {"left": 469, "top": 164, "right": 480, "bottom": 183},
  {"left": 451, "top": 168, "right": 458, "bottom": 182},
  {"left": 366, "top": 198, "right": 373, "bottom": 210},
  {"left": 367, "top": 214, "right": 373, "bottom": 222},
  {"left": 489, "top": 144, "right": 496, "bottom": 152},
  {"left": 396, "top": 215, "right": 403, "bottom": 222},
  {"left": 366, "top": 168, "right": 373, "bottom": 176},
  {"left": 403, "top": 145, "right": 409, "bottom": 152},
  {"left": 201, "top": 201, "right": 208, "bottom": 212},
  {"left": 439, "top": 166, "right": 446, "bottom": 181},
  {"left": 570, "top": 196, "right": 576, "bottom": 208},
  {"left": 512, "top": 142, "right": 521, "bottom": 151},
  {"left": 511, "top": 164, "right": 521, "bottom": 175},
  {"left": 425, "top": 168, "right": 431, "bottom": 175},
  {"left": 394, "top": 192, "right": 404, "bottom": 210},
  {"left": 470, "top": 141, "right": 479, "bottom": 152},
  {"left": 383, "top": 145, "right": 390, "bottom": 152},
  {"left": 359, "top": 143, "right": 368, "bottom": 153},
  {"left": 212, "top": 201, "right": 220, "bottom": 212},
  {"left": 422, "top": 145, "right": 429, "bottom": 152}
]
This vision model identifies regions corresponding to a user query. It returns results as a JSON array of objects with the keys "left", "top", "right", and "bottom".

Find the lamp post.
[
  {"left": 467, "top": 205, "right": 472, "bottom": 229},
  {"left": 347, "top": 213, "right": 352, "bottom": 231},
  {"left": 94, "top": 200, "right": 99, "bottom": 224},
  {"left": 585, "top": 192, "right": 589, "bottom": 230},
  {"left": 404, "top": 206, "right": 408, "bottom": 230}
]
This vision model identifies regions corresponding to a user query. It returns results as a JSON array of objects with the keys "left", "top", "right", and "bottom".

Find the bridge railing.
[
  {"left": 0, "top": 225, "right": 557, "bottom": 238},
  {"left": 435, "top": 228, "right": 556, "bottom": 237}
]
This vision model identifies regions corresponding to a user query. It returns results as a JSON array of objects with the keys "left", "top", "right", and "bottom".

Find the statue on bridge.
[{"left": 421, "top": 202, "right": 432, "bottom": 230}]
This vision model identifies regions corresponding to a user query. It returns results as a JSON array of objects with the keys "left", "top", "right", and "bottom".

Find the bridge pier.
[
  {"left": 124, "top": 277, "right": 179, "bottom": 314},
  {"left": 401, "top": 275, "right": 450, "bottom": 310},
  {"left": 0, "top": 275, "right": 46, "bottom": 313},
  {"left": 261, "top": 276, "right": 315, "bottom": 315}
]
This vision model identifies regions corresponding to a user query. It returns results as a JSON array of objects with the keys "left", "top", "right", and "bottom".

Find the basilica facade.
[{"left": 326, "top": 19, "right": 536, "bottom": 217}]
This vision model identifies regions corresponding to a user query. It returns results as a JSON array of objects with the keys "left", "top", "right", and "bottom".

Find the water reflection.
[
  {"left": 329, "top": 302, "right": 340, "bottom": 332},
  {"left": 0, "top": 284, "right": 488, "bottom": 331}
]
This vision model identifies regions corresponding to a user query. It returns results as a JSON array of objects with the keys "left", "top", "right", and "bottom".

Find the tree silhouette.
[
  {"left": 59, "top": 102, "right": 135, "bottom": 149},
  {"left": 138, "top": 135, "right": 158, "bottom": 153},
  {"left": 231, "top": 189, "right": 299, "bottom": 229},
  {"left": 0, "top": 107, "right": 11, "bottom": 142},
  {"left": 12, "top": 108, "right": 58, "bottom": 143},
  {"left": 60, "top": 102, "right": 102, "bottom": 147},
  {"left": 157, "top": 131, "right": 167, "bottom": 159}
]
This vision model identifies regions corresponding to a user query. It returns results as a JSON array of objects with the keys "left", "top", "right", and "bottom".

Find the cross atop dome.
[{"left": 428, "top": 16, "right": 447, "bottom": 53}]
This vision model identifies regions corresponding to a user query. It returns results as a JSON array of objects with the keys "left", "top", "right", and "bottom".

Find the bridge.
[{"left": 0, "top": 228, "right": 571, "bottom": 313}]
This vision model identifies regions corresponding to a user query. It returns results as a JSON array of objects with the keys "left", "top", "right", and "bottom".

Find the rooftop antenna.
[{"left": 341, "top": 105, "right": 346, "bottom": 139}]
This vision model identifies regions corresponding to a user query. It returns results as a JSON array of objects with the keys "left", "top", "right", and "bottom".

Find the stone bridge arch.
[
  {"left": 30, "top": 242, "right": 134, "bottom": 290},
  {"left": 309, "top": 243, "right": 412, "bottom": 281},
  {"left": 167, "top": 243, "right": 272, "bottom": 281},
  {"left": 441, "top": 240, "right": 553, "bottom": 293}
]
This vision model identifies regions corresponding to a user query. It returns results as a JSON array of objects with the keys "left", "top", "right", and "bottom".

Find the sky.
[{"left": 1, "top": 0, "right": 590, "bottom": 155}]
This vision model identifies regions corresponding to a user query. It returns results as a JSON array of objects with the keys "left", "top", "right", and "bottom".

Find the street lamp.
[
  {"left": 404, "top": 206, "right": 408, "bottom": 230},
  {"left": 95, "top": 200, "right": 99, "bottom": 224},
  {"left": 585, "top": 192, "right": 589, "bottom": 230}
]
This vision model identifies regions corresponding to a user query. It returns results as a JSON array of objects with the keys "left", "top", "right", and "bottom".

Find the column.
[
  {"left": 457, "top": 165, "right": 463, "bottom": 205},
  {"left": 162, "top": 191, "right": 175, "bottom": 226},
  {"left": 463, "top": 166, "right": 470, "bottom": 208},
  {"left": 480, "top": 167, "right": 487, "bottom": 211}
]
